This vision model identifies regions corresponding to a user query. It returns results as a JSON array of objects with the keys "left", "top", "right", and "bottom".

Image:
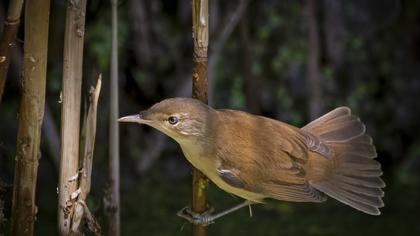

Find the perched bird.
[{"left": 119, "top": 98, "right": 385, "bottom": 224}]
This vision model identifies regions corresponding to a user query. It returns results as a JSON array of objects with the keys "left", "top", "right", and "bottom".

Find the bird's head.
[{"left": 119, "top": 97, "right": 214, "bottom": 142}]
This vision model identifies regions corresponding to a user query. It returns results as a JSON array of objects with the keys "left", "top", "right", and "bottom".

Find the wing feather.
[{"left": 214, "top": 110, "right": 326, "bottom": 202}]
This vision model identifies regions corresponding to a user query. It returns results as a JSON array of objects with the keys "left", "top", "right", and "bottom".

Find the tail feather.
[
  {"left": 310, "top": 182, "right": 382, "bottom": 215},
  {"left": 336, "top": 175, "right": 385, "bottom": 188},
  {"left": 319, "top": 119, "right": 365, "bottom": 142},
  {"left": 337, "top": 167, "right": 382, "bottom": 177},
  {"left": 339, "top": 181, "right": 385, "bottom": 197},
  {"left": 339, "top": 154, "right": 381, "bottom": 170},
  {"left": 329, "top": 140, "right": 377, "bottom": 159},
  {"left": 302, "top": 107, "right": 385, "bottom": 215},
  {"left": 311, "top": 182, "right": 384, "bottom": 207},
  {"left": 303, "top": 107, "right": 351, "bottom": 132}
]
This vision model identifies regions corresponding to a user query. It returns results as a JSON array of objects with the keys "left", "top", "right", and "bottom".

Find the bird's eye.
[{"left": 168, "top": 116, "right": 179, "bottom": 125}]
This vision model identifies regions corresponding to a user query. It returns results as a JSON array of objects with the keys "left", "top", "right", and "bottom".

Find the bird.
[{"left": 119, "top": 97, "right": 385, "bottom": 225}]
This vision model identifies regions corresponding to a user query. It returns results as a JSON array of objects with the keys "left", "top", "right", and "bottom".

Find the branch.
[{"left": 191, "top": 1, "right": 209, "bottom": 236}]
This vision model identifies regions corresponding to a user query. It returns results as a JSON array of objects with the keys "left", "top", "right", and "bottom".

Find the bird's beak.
[
  {"left": 118, "top": 111, "right": 150, "bottom": 123},
  {"left": 118, "top": 114, "right": 140, "bottom": 123}
]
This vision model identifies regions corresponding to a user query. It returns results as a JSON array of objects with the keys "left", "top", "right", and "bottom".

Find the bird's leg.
[{"left": 177, "top": 200, "right": 253, "bottom": 226}]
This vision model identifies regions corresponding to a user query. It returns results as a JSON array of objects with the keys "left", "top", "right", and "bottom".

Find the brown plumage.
[{"left": 119, "top": 97, "right": 385, "bottom": 216}]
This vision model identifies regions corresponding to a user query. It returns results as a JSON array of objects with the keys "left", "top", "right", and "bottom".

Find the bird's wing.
[
  {"left": 214, "top": 110, "right": 327, "bottom": 202},
  {"left": 216, "top": 168, "right": 245, "bottom": 189},
  {"left": 217, "top": 154, "right": 326, "bottom": 203}
]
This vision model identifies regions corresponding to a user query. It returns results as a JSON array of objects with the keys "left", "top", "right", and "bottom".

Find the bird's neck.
[
  {"left": 174, "top": 108, "right": 218, "bottom": 170},
  {"left": 177, "top": 133, "right": 213, "bottom": 156}
]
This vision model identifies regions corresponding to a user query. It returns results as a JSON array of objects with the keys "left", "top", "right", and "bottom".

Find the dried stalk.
[
  {"left": 79, "top": 77, "right": 101, "bottom": 217},
  {"left": 10, "top": 0, "right": 50, "bottom": 234},
  {"left": 108, "top": 0, "right": 121, "bottom": 235},
  {"left": 191, "top": 1, "right": 209, "bottom": 236},
  {"left": 58, "top": 0, "right": 87, "bottom": 234},
  {"left": 71, "top": 76, "right": 102, "bottom": 235},
  {"left": 0, "top": 0, "right": 24, "bottom": 104}
]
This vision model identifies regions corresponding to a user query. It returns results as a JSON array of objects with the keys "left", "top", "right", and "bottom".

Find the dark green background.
[{"left": 1, "top": 0, "right": 419, "bottom": 235}]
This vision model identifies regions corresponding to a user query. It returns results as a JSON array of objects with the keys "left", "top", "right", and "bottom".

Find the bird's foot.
[{"left": 177, "top": 205, "right": 215, "bottom": 226}]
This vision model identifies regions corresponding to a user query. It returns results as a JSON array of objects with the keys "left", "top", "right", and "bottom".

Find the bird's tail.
[{"left": 302, "top": 107, "right": 385, "bottom": 215}]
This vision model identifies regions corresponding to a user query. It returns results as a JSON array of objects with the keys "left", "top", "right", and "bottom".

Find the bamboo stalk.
[
  {"left": 191, "top": 1, "right": 209, "bottom": 235},
  {"left": 10, "top": 0, "right": 50, "bottom": 235},
  {"left": 0, "top": 0, "right": 24, "bottom": 105},
  {"left": 57, "top": 0, "right": 87, "bottom": 234},
  {"left": 71, "top": 76, "right": 102, "bottom": 235},
  {"left": 108, "top": 0, "right": 121, "bottom": 235},
  {"left": 79, "top": 77, "right": 101, "bottom": 214}
]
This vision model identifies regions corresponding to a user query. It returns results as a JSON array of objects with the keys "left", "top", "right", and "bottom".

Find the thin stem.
[
  {"left": 191, "top": 0, "right": 209, "bottom": 235},
  {"left": 108, "top": 0, "right": 121, "bottom": 235}
]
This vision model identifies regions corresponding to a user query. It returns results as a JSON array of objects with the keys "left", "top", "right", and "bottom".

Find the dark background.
[{"left": 1, "top": 0, "right": 420, "bottom": 235}]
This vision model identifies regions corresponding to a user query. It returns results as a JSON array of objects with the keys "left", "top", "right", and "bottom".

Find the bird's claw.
[{"left": 177, "top": 205, "right": 215, "bottom": 226}]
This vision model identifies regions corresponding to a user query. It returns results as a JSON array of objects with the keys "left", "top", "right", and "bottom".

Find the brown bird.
[{"left": 119, "top": 98, "right": 385, "bottom": 225}]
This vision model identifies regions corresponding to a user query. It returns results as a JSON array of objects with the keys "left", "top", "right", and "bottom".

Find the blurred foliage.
[
  {"left": 85, "top": 8, "right": 129, "bottom": 71},
  {"left": 1, "top": 0, "right": 420, "bottom": 235}
]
